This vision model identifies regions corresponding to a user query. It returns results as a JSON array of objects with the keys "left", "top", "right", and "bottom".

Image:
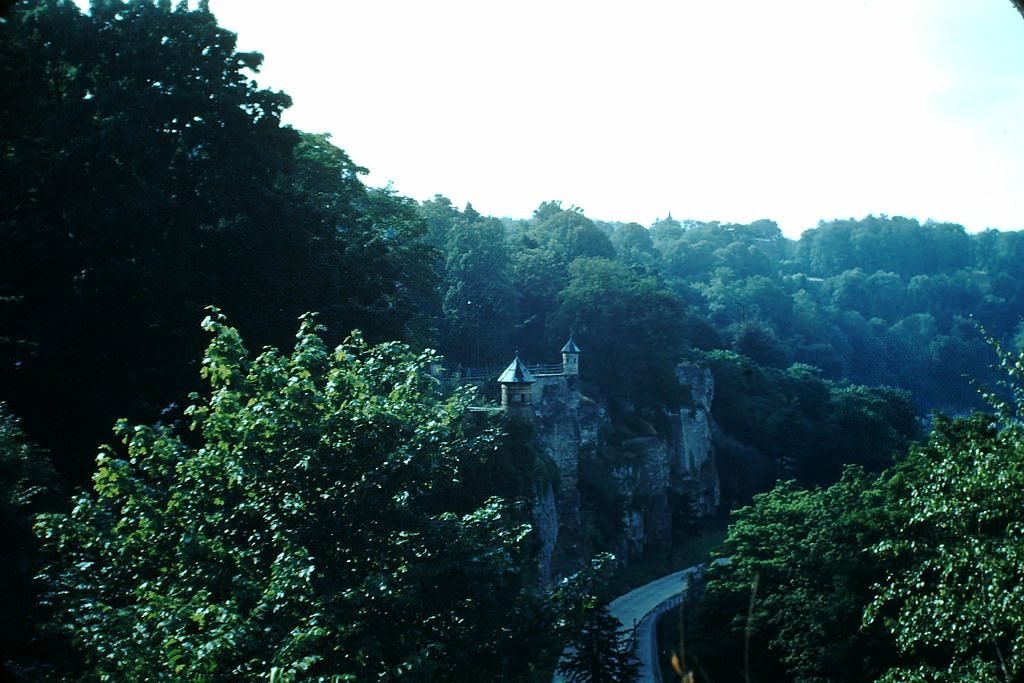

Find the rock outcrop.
[{"left": 527, "top": 365, "right": 720, "bottom": 585}]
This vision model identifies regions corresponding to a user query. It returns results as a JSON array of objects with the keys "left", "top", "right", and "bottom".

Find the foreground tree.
[
  {"left": 864, "top": 338, "right": 1024, "bottom": 681},
  {"left": 695, "top": 336, "right": 1024, "bottom": 681},
  {"left": 0, "top": 1, "right": 436, "bottom": 481},
  {"left": 696, "top": 469, "right": 898, "bottom": 682},
  {"left": 555, "top": 554, "right": 640, "bottom": 683},
  {"left": 38, "top": 313, "right": 556, "bottom": 681},
  {"left": 867, "top": 414, "right": 1024, "bottom": 681},
  {"left": 0, "top": 404, "right": 61, "bottom": 680},
  {"left": 559, "top": 604, "right": 640, "bottom": 683}
]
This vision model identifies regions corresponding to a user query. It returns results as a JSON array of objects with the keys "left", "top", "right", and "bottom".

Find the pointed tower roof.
[
  {"left": 561, "top": 336, "right": 581, "bottom": 354},
  {"left": 498, "top": 353, "right": 535, "bottom": 383}
]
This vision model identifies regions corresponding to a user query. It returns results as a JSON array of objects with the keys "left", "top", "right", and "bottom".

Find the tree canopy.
[
  {"left": 37, "top": 313, "right": 557, "bottom": 681},
  {"left": 0, "top": 0, "right": 435, "bottom": 480},
  {"left": 693, "top": 338, "right": 1024, "bottom": 682}
]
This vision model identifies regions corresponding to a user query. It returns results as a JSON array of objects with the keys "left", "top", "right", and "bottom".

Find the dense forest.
[
  {"left": 2, "top": 1, "right": 1024, "bottom": 680},
  {"left": 688, "top": 378, "right": 1024, "bottom": 681}
]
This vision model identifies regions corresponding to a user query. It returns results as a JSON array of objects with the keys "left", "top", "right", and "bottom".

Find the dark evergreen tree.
[
  {"left": 0, "top": 404, "right": 62, "bottom": 680},
  {"left": 560, "top": 604, "right": 640, "bottom": 683}
]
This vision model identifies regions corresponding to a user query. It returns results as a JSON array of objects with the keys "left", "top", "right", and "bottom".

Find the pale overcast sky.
[{"left": 204, "top": 0, "right": 1024, "bottom": 238}]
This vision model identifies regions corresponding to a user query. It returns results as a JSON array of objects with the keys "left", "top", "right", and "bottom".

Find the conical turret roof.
[
  {"left": 561, "top": 336, "right": 581, "bottom": 354},
  {"left": 498, "top": 353, "right": 535, "bottom": 383}
]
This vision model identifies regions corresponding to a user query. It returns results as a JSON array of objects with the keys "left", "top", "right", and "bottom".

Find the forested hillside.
[
  {"left": 688, "top": 345, "right": 1024, "bottom": 681},
  {"left": 426, "top": 205, "right": 1022, "bottom": 416},
  {"left": 2, "top": 1, "right": 1023, "bottom": 680}
]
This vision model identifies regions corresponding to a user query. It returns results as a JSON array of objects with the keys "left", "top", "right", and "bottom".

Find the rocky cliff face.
[
  {"left": 528, "top": 365, "right": 719, "bottom": 585},
  {"left": 674, "top": 365, "right": 720, "bottom": 514},
  {"left": 530, "top": 375, "right": 596, "bottom": 582}
]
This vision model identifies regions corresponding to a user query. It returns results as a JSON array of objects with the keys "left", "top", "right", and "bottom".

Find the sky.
[{"left": 204, "top": 0, "right": 1024, "bottom": 238}]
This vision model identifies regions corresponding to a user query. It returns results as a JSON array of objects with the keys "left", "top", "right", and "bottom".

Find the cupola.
[
  {"left": 561, "top": 336, "right": 581, "bottom": 378},
  {"left": 498, "top": 352, "right": 535, "bottom": 417}
]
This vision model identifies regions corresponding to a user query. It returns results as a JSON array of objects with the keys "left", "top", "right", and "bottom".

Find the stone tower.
[
  {"left": 498, "top": 352, "right": 535, "bottom": 418},
  {"left": 561, "top": 336, "right": 581, "bottom": 378}
]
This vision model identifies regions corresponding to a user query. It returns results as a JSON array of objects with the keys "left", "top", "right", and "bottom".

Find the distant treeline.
[{"left": 428, "top": 205, "right": 1021, "bottom": 416}]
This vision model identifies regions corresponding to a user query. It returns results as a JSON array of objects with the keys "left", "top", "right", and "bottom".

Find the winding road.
[
  {"left": 608, "top": 566, "right": 700, "bottom": 682},
  {"left": 555, "top": 563, "right": 715, "bottom": 682}
]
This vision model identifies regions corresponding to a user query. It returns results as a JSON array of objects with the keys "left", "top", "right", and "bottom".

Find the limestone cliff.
[{"left": 527, "top": 365, "right": 719, "bottom": 584}]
